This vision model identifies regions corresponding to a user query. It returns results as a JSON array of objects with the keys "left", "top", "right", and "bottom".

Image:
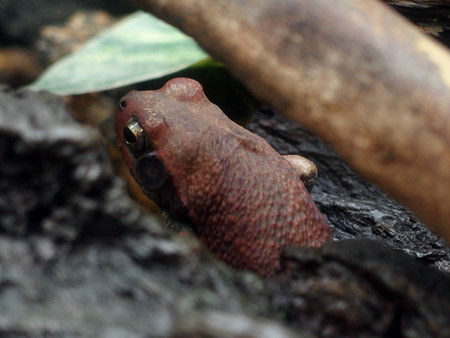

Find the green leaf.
[{"left": 28, "top": 11, "right": 208, "bottom": 95}]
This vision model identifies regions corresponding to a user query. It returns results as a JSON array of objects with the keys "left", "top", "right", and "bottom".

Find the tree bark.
[
  {"left": 128, "top": 0, "right": 450, "bottom": 243},
  {"left": 385, "top": 0, "right": 450, "bottom": 5},
  {"left": 383, "top": 0, "right": 450, "bottom": 46}
]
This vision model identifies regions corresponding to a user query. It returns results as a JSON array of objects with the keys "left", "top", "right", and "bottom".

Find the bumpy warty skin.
[{"left": 115, "top": 77, "right": 332, "bottom": 276}]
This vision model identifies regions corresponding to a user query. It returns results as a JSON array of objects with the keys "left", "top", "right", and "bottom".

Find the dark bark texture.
[
  {"left": 0, "top": 87, "right": 273, "bottom": 337},
  {"left": 384, "top": 0, "right": 450, "bottom": 46}
]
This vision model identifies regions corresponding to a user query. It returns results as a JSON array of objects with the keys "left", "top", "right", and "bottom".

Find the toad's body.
[{"left": 115, "top": 78, "right": 332, "bottom": 276}]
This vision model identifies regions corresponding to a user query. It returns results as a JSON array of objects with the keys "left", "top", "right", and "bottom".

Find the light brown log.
[{"left": 129, "top": 0, "right": 450, "bottom": 243}]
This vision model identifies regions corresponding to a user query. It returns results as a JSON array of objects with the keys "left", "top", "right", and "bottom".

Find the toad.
[{"left": 115, "top": 77, "right": 332, "bottom": 276}]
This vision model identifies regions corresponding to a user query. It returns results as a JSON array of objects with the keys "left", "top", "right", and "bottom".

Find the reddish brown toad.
[{"left": 115, "top": 77, "right": 332, "bottom": 276}]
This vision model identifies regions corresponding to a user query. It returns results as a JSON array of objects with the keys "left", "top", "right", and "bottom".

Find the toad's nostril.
[{"left": 119, "top": 100, "right": 127, "bottom": 109}]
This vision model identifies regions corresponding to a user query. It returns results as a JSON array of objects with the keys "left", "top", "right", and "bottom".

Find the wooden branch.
[{"left": 128, "top": 0, "right": 450, "bottom": 243}]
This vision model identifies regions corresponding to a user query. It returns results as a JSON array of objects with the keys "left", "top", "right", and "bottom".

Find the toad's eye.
[{"left": 123, "top": 117, "right": 147, "bottom": 153}]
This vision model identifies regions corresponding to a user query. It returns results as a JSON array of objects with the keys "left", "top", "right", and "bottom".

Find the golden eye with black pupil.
[{"left": 123, "top": 117, "right": 147, "bottom": 153}]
